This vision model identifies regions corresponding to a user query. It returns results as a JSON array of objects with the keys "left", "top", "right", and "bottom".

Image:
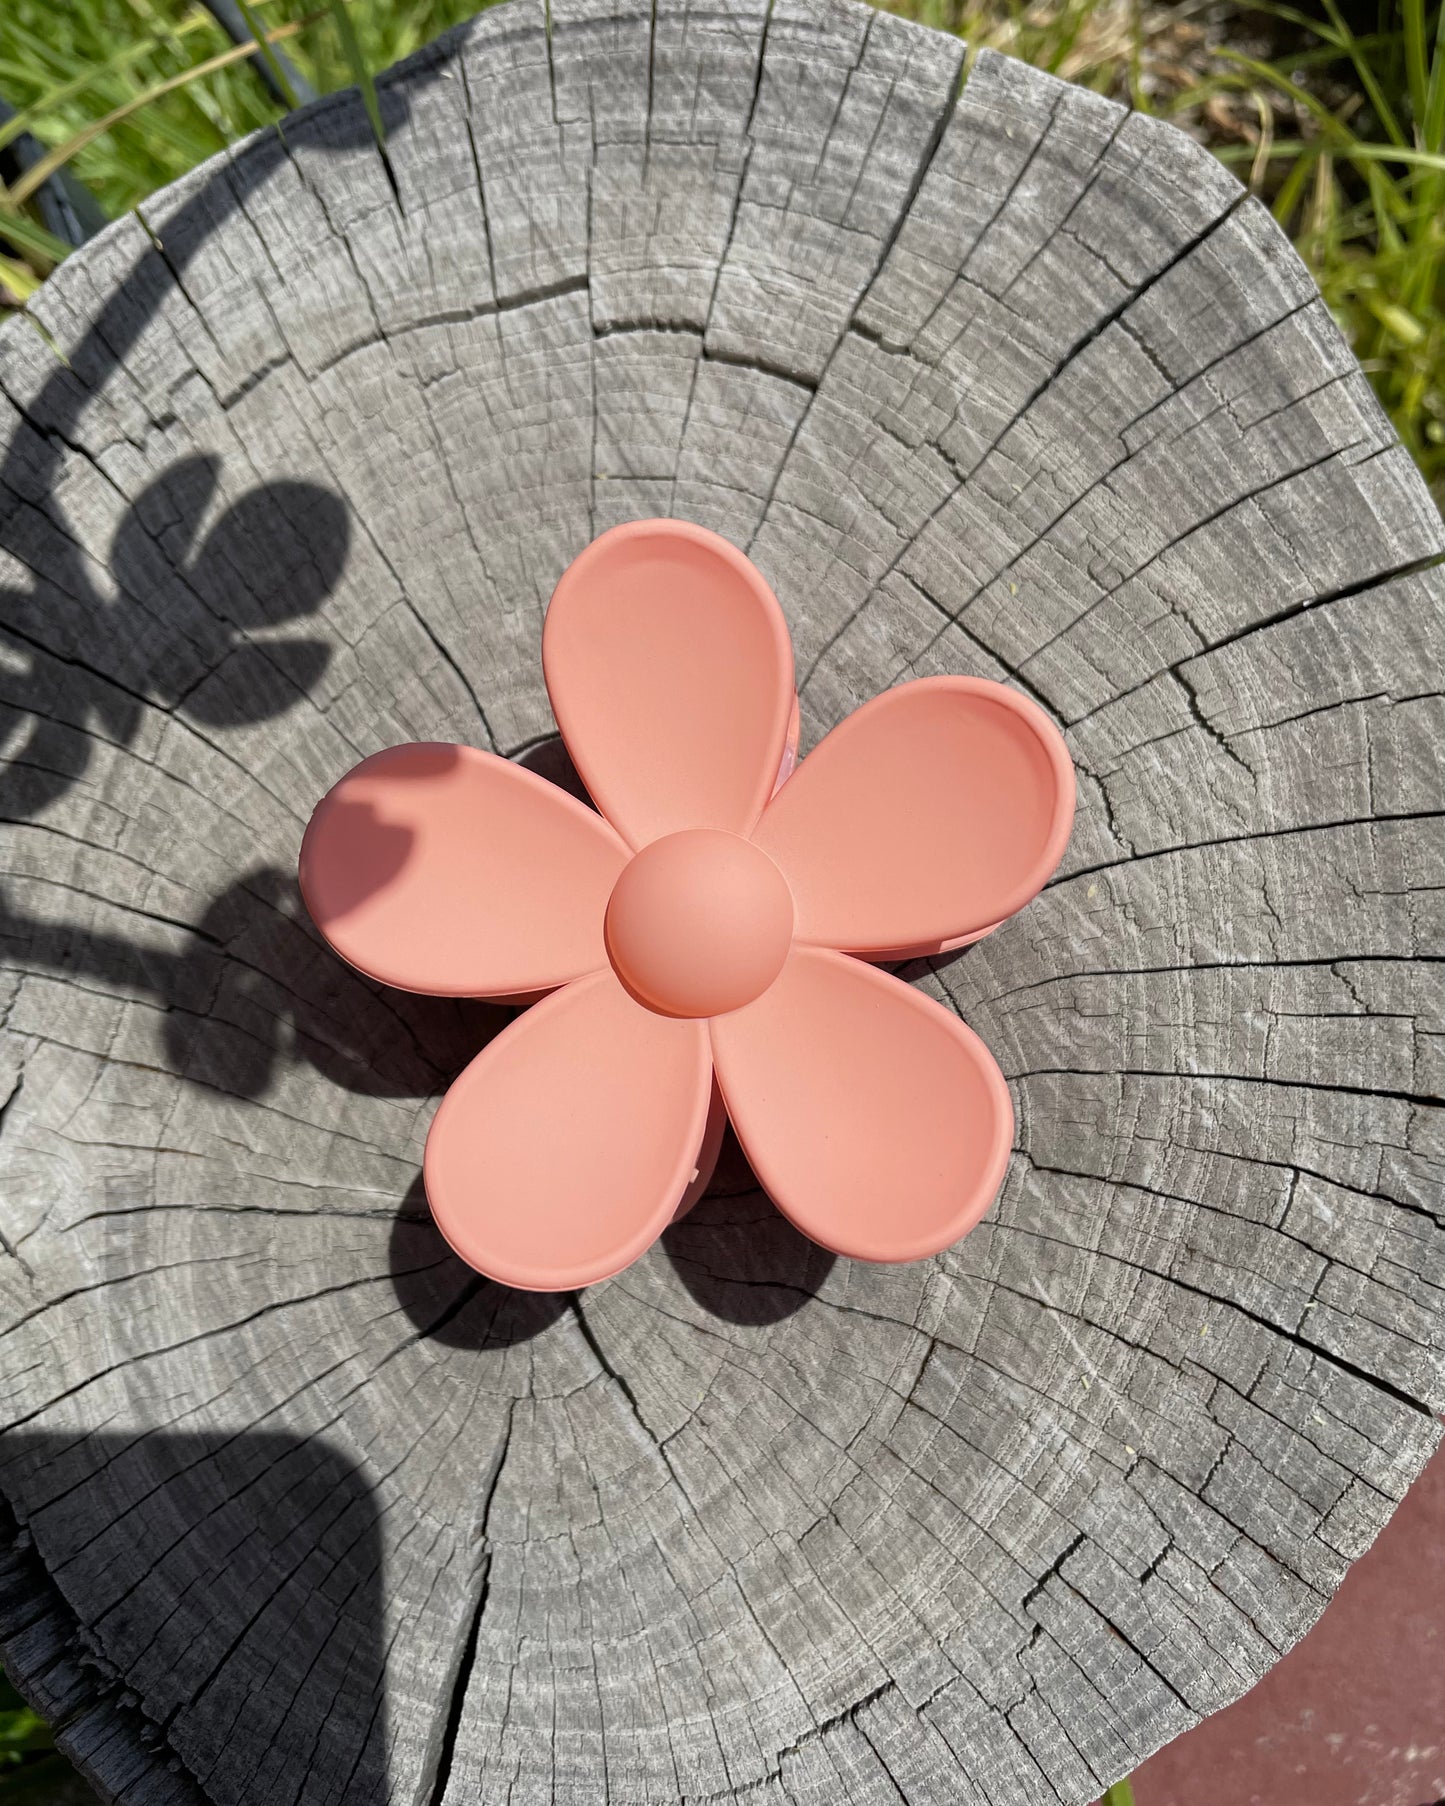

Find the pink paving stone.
[{"left": 1130, "top": 1433, "right": 1445, "bottom": 1806}]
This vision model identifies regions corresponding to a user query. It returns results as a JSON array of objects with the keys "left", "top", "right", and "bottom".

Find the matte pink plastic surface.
[
  {"left": 752, "top": 677, "right": 1075, "bottom": 955},
  {"left": 606, "top": 828, "right": 794, "bottom": 1018},
  {"left": 711, "top": 947, "right": 1015, "bottom": 1263},
  {"left": 543, "top": 519, "right": 795, "bottom": 848},
  {"left": 299, "top": 519, "right": 1076, "bottom": 1290},
  {"left": 299, "top": 742, "right": 627, "bottom": 998},
  {"left": 425, "top": 971, "right": 712, "bottom": 1292}
]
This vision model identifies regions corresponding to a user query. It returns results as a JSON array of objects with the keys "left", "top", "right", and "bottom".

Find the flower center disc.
[{"left": 605, "top": 829, "right": 794, "bottom": 1018}]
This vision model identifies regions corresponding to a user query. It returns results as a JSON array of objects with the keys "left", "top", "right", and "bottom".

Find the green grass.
[
  {"left": 0, "top": 1670, "right": 71, "bottom": 1798},
  {"left": 1173, "top": 0, "right": 1445, "bottom": 495},
  {"left": 2, "top": 0, "right": 1441, "bottom": 499},
  {"left": 882, "top": 0, "right": 1445, "bottom": 496},
  {"left": 0, "top": 0, "right": 481, "bottom": 234}
]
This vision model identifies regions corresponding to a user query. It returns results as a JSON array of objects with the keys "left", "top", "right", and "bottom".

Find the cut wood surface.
[{"left": 0, "top": 1, "right": 1442, "bottom": 1801}]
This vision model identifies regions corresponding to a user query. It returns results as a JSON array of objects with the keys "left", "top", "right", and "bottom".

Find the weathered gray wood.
[{"left": 0, "top": 1, "right": 1441, "bottom": 1803}]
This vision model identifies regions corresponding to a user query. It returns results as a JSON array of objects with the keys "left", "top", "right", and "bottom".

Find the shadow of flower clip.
[{"left": 0, "top": 453, "right": 347, "bottom": 822}]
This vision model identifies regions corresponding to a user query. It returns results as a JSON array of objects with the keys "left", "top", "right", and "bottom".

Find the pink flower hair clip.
[{"left": 299, "top": 521, "right": 1075, "bottom": 1291}]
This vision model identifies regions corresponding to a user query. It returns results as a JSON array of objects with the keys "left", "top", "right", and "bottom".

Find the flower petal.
[
  {"left": 425, "top": 971, "right": 713, "bottom": 1289},
  {"left": 752, "top": 677, "right": 1075, "bottom": 954},
  {"left": 299, "top": 742, "right": 628, "bottom": 996},
  {"left": 543, "top": 520, "right": 795, "bottom": 847},
  {"left": 711, "top": 948, "right": 1013, "bottom": 1263}
]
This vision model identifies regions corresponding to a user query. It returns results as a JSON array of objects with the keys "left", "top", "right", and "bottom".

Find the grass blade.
[
  {"left": 1318, "top": 0, "right": 1407, "bottom": 145},
  {"left": 1218, "top": 46, "right": 1359, "bottom": 137},
  {"left": 1424, "top": 0, "right": 1445, "bottom": 154},
  {"left": 323, "top": 0, "right": 384, "bottom": 148},
  {"left": 121, "top": 0, "right": 232, "bottom": 149},
  {"left": 1403, "top": 0, "right": 1429, "bottom": 136},
  {"left": 0, "top": 26, "right": 190, "bottom": 155},
  {"left": 1215, "top": 134, "right": 1445, "bottom": 173},
  {"left": 1270, "top": 134, "right": 1322, "bottom": 223},
  {"left": 223, "top": 0, "right": 300, "bottom": 108},
  {"left": 0, "top": 207, "right": 74, "bottom": 268},
  {"left": 2, "top": 16, "right": 307, "bottom": 209},
  {"left": 222, "top": 0, "right": 310, "bottom": 109}
]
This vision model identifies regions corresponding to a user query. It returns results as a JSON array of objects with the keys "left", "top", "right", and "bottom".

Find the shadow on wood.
[
  {"left": 0, "top": 857, "right": 514, "bottom": 1102},
  {"left": 1, "top": 0, "right": 1442, "bottom": 1800},
  {"left": 0, "top": 1432, "right": 387, "bottom": 1805}
]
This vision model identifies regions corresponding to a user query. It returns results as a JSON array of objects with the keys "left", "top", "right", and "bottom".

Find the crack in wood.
[{"left": 0, "top": 3, "right": 1441, "bottom": 1801}]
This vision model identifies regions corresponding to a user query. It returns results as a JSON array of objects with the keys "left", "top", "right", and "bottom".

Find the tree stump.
[{"left": 0, "top": 1, "right": 1442, "bottom": 1801}]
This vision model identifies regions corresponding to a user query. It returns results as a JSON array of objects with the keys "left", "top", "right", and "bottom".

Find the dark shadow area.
[
  {"left": 893, "top": 939, "right": 984, "bottom": 996},
  {"left": 0, "top": 1432, "right": 387, "bottom": 1806},
  {"left": 663, "top": 1128, "right": 837, "bottom": 1326},
  {"left": 0, "top": 41, "right": 847, "bottom": 1806},
  {"left": 113, "top": 455, "right": 344, "bottom": 727},
  {"left": 0, "top": 62, "right": 484, "bottom": 1806},
  {"left": 387, "top": 1125, "right": 831, "bottom": 1341},
  {"left": 0, "top": 56, "right": 439, "bottom": 829},
  {"left": 302, "top": 744, "right": 488, "bottom": 934},
  {"left": 0, "top": 454, "right": 346, "bottom": 825},
  {"left": 0, "top": 861, "right": 513, "bottom": 1103},
  {"left": 512, "top": 732, "right": 595, "bottom": 809},
  {"left": 389, "top": 1175, "right": 570, "bottom": 1348},
  {"left": 169, "top": 865, "right": 515, "bottom": 1100}
]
